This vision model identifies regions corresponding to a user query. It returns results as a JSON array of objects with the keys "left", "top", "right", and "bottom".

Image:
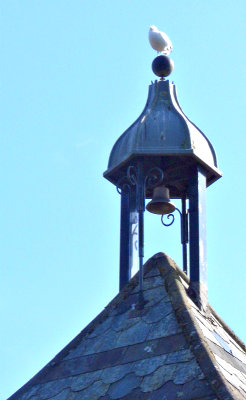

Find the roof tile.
[
  {"left": 107, "top": 373, "right": 141, "bottom": 399},
  {"left": 8, "top": 253, "right": 246, "bottom": 400}
]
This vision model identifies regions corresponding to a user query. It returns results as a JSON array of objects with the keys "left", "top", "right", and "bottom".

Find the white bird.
[{"left": 149, "top": 26, "right": 173, "bottom": 55}]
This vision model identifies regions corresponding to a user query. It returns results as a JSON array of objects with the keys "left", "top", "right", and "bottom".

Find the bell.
[{"left": 146, "top": 185, "right": 176, "bottom": 215}]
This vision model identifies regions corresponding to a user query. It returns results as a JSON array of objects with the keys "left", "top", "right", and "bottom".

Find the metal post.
[
  {"left": 181, "top": 197, "right": 188, "bottom": 275},
  {"left": 119, "top": 185, "right": 138, "bottom": 291},
  {"left": 119, "top": 186, "right": 131, "bottom": 291},
  {"left": 138, "top": 210, "right": 144, "bottom": 293},
  {"left": 188, "top": 165, "right": 207, "bottom": 310},
  {"left": 136, "top": 163, "right": 145, "bottom": 307}
]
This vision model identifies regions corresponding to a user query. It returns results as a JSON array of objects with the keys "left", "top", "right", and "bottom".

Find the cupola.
[{"left": 104, "top": 38, "right": 222, "bottom": 311}]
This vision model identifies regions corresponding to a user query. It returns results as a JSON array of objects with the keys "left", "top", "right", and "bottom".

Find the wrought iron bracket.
[
  {"left": 161, "top": 202, "right": 189, "bottom": 274},
  {"left": 116, "top": 165, "right": 164, "bottom": 202}
]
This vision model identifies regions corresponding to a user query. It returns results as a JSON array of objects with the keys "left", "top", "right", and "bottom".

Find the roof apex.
[{"left": 8, "top": 253, "right": 246, "bottom": 400}]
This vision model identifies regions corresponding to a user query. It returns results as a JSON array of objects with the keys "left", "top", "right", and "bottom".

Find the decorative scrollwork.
[
  {"left": 175, "top": 208, "right": 182, "bottom": 217},
  {"left": 116, "top": 176, "right": 131, "bottom": 195},
  {"left": 145, "top": 167, "right": 164, "bottom": 189},
  {"left": 127, "top": 166, "right": 138, "bottom": 186},
  {"left": 116, "top": 165, "right": 138, "bottom": 194},
  {"left": 161, "top": 213, "right": 175, "bottom": 226}
]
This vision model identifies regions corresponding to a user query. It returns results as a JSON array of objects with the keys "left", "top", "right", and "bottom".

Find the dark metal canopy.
[{"left": 104, "top": 79, "right": 222, "bottom": 198}]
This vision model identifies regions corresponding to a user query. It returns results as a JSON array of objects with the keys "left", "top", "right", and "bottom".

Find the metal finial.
[{"left": 152, "top": 55, "right": 174, "bottom": 78}]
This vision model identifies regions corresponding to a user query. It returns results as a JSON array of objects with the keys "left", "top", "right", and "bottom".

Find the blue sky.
[{"left": 1, "top": 1, "right": 246, "bottom": 398}]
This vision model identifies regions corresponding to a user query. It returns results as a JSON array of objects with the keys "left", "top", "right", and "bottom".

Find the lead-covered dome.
[{"left": 104, "top": 79, "right": 221, "bottom": 189}]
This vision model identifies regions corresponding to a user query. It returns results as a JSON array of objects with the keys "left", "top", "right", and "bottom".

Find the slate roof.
[{"left": 8, "top": 253, "right": 246, "bottom": 400}]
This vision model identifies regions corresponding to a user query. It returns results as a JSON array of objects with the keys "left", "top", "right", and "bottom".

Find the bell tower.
[{"left": 104, "top": 38, "right": 222, "bottom": 311}]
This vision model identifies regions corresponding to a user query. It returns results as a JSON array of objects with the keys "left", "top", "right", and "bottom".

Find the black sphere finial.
[{"left": 152, "top": 55, "right": 174, "bottom": 79}]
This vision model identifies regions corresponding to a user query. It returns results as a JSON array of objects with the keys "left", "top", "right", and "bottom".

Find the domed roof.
[{"left": 104, "top": 80, "right": 221, "bottom": 187}]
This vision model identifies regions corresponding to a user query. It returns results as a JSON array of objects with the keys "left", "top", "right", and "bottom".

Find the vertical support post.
[
  {"left": 188, "top": 165, "right": 207, "bottom": 310},
  {"left": 136, "top": 162, "right": 145, "bottom": 307},
  {"left": 119, "top": 186, "right": 131, "bottom": 291},
  {"left": 119, "top": 185, "right": 138, "bottom": 291},
  {"left": 138, "top": 210, "right": 144, "bottom": 293},
  {"left": 129, "top": 199, "right": 138, "bottom": 277},
  {"left": 181, "top": 197, "right": 188, "bottom": 275}
]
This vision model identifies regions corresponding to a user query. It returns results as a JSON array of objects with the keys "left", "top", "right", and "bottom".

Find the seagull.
[{"left": 149, "top": 26, "right": 173, "bottom": 55}]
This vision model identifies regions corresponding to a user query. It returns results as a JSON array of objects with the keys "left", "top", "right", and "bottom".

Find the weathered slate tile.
[
  {"left": 50, "top": 389, "right": 70, "bottom": 400},
  {"left": 111, "top": 313, "right": 141, "bottom": 332},
  {"left": 116, "top": 320, "right": 150, "bottom": 347},
  {"left": 38, "top": 378, "right": 72, "bottom": 399},
  {"left": 143, "top": 286, "right": 169, "bottom": 306},
  {"left": 141, "top": 379, "right": 214, "bottom": 400},
  {"left": 107, "top": 373, "right": 141, "bottom": 399},
  {"left": 36, "top": 358, "right": 85, "bottom": 383},
  {"left": 147, "top": 381, "right": 178, "bottom": 399},
  {"left": 70, "top": 370, "right": 102, "bottom": 391},
  {"left": 166, "top": 349, "right": 194, "bottom": 364},
  {"left": 38, "top": 345, "right": 127, "bottom": 382},
  {"left": 82, "top": 330, "right": 118, "bottom": 355},
  {"left": 177, "top": 379, "right": 214, "bottom": 399},
  {"left": 87, "top": 316, "right": 114, "bottom": 339},
  {"left": 109, "top": 293, "right": 139, "bottom": 316},
  {"left": 173, "top": 360, "right": 204, "bottom": 384},
  {"left": 147, "top": 313, "right": 181, "bottom": 340},
  {"left": 142, "top": 300, "right": 173, "bottom": 324},
  {"left": 87, "top": 346, "right": 127, "bottom": 371},
  {"left": 101, "top": 364, "right": 131, "bottom": 384},
  {"left": 122, "top": 334, "right": 187, "bottom": 364},
  {"left": 154, "top": 334, "right": 187, "bottom": 356},
  {"left": 206, "top": 338, "right": 246, "bottom": 375},
  {"left": 64, "top": 341, "right": 87, "bottom": 360},
  {"left": 65, "top": 335, "right": 106, "bottom": 360},
  {"left": 118, "top": 388, "right": 146, "bottom": 399},
  {"left": 127, "top": 307, "right": 149, "bottom": 319},
  {"left": 134, "top": 354, "right": 167, "bottom": 376},
  {"left": 17, "top": 385, "right": 40, "bottom": 400},
  {"left": 132, "top": 275, "right": 164, "bottom": 293},
  {"left": 122, "top": 341, "right": 158, "bottom": 364},
  {"left": 75, "top": 380, "right": 109, "bottom": 400},
  {"left": 140, "top": 364, "right": 176, "bottom": 392}
]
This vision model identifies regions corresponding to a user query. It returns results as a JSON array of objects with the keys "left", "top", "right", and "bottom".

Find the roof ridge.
[
  {"left": 152, "top": 252, "right": 246, "bottom": 353},
  {"left": 154, "top": 252, "right": 244, "bottom": 400}
]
